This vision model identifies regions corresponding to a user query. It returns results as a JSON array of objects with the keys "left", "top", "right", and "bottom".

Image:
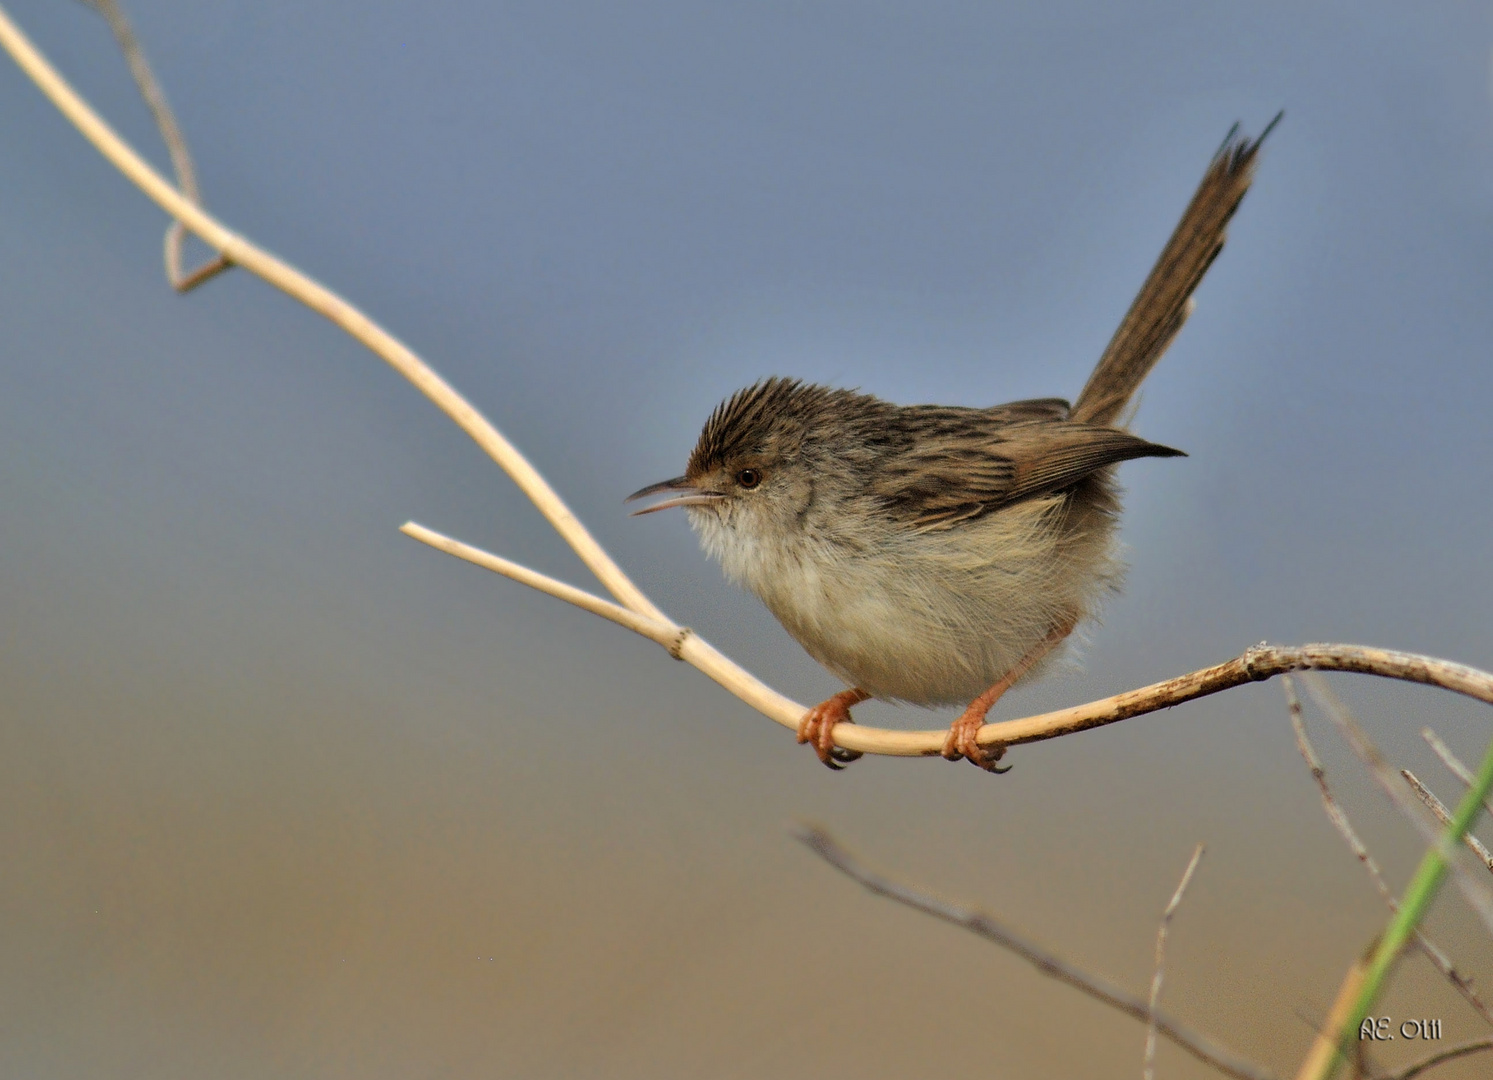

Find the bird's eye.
[{"left": 736, "top": 468, "right": 762, "bottom": 489}]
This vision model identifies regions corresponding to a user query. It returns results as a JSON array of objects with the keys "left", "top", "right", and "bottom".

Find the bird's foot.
[
  {"left": 797, "top": 688, "right": 870, "bottom": 770},
  {"left": 941, "top": 616, "right": 1079, "bottom": 772},
  {"left": 941, "top": 705, "right": 1011, "bottom": 773}
]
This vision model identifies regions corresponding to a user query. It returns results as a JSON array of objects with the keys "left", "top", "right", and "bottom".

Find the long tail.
[{"left": 1071, "top": 113, "right": 1281, "bottom": 427}]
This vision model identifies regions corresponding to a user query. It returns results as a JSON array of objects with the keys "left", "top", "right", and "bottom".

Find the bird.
[{"left": 629, "top": 116, "right": 1279, "bottom": 770}]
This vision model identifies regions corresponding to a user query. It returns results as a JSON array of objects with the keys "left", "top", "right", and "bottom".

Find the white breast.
[{"left": 691, "top": 494, "right": 1122, "bottom": 706}]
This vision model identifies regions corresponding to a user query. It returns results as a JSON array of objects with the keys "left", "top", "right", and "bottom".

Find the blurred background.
[{"left": 2, "top": 2, "right": 1492, "bottom": 1076}]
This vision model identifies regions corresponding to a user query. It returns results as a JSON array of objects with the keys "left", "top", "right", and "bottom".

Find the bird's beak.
[{"left": 625, "top": 476, "right": 726, "bottom": 516}]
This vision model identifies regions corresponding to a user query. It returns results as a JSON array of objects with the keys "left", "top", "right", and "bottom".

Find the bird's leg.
[
  {"left": 797, "top": 688, "right": 871, "bottom": 770},
  {"left": 943, "top": 616, "right": 1079, "bottom": 771}
]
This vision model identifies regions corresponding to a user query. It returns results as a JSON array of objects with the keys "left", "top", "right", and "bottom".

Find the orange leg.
[
  {"left": 798, "top": 688, "right": 871, "bottom": 770},
  {"left": 943, "top": 617, "right": 1078, "bottom": 772}
]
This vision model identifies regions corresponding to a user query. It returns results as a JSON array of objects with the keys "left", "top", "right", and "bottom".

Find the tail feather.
[{"left": 1071, "top": 113, "right": 1281, "bottom": 427}]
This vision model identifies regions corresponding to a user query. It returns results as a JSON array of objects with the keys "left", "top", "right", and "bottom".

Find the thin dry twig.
[
  {"left": 8, "top": 7, "right": 1493, "bottom": 770},
  {"left": 78, "top": 0, "right": 230, "bottom": 290},
  {"left": 1145, "top": 843, "right": 1205, "bottom": 1080},
  {"left": 0, "top": 8, "right": 668, "bottom": 622},
  {"left": 1283, "top": 678, "right": 1493, "bottom": 1028},
  {"left": 1286, "top": 676, "right": 1394, "bottom": 900},
  {"left": 1387, "top": 1036, "right": 1493, "bottom": 1080},
  {"left": 1423, "top": 729, "right": 1493, "bottom": 822},
  {"left": 793, "top": 825, "right": 1275, "bottom": 1080},
  {"left": 398, "top": 523, "right": 694, "bottom": 656},
  {"left": 410, "top": 516, "right": 1493, "bottom": 764},
  {"left": 1297, "top": 675, "right": 1493, "bottom": 938},
  {"left": 1402, "top": 771, "right": 1493, "bottom": 874}
]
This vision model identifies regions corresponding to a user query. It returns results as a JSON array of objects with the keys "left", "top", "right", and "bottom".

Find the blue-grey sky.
[{"left": 2, "top": 3, "right": 1492, "bottom": 1077}]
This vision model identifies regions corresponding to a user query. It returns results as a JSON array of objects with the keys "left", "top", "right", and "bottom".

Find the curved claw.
[
  {"left": 942, "top": 713, "right": 1013, "bottom": 773},
  {"left": 797, "top": 689, "right": 869, "bottom": 770},
  {"left": 938, "top": 617, "right": 1073, "bottom": 773},
  {"left": 829, "top": 745, "right": 864, "bottom": 767}
]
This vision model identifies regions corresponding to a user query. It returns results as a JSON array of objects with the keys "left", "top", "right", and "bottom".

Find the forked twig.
[
  {"left": 407, "top": 519, "right": 1493, "bottom": 764},
  {"left": 1297, "top": 675, "right": 1493, "bottom": 937},
  {"left": 1402, "top": 771, "right": 1493, "bottom": 874},
  {"left": 794, "top": 825, "right": 1274, "bottom": 1080},
  {"left": 1145, "top": 843, "right": 1205, "bottom": 1080},
  {"left": 1293, "top": 680, "right": 1493, "bottom": 1080},
  {"left": 1423, "top": 729, "right": 1493, "bottom": 822},
  {"left": 0, "top": 8, "right": 668, "bottom": 624},
  {"left": 1282, "top": 678, "right": 1493, "bottom": 1028}
]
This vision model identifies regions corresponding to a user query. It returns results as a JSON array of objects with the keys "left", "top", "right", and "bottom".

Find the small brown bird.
[{"left": 631, "top": 118, "right": 1278, "bottom": 770}]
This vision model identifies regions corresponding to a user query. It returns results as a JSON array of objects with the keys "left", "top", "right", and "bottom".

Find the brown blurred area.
[{"left": 2, "top": 567, "right": 1489, "bottom": 1077}]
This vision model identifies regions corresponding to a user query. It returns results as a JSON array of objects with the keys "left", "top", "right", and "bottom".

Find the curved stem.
[
  {"left": 403, "top": 525, "right": 1493, "bottom": 759},
  {"left": 0, "top": 4, "right": 662, "bottom": 624}
]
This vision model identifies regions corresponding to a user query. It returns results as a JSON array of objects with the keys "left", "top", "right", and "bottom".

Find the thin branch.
[
  {"left": 8, "top": 7, "right": 1493, "bottom": 770},
  {"left": 0, "top": 7, "right": 666, "bottom": 628},
  {"left": 954, "top": 645, "right": 1493, "bottom": 759},
  {"left": 1387, "top": 1037, "right": 1493, "bottom": 1080},
  {"left": 1286, "top": 676, "right": 1395, "bottom": 901},
  {"left": 398, "top": 523, "right": 692, "bottom": 655},
  {"left": 1297, "top": 675, "right": 1493, "bottom": 937},
  {"left": 1293, "top": 682, "right": 1493, "bottom": 1080},
  {"left": 1145, "top": 843, "right": 1205, "bottom": 1080},
  {"left": 1402, "top": 770, "right": 1493, "bottom": 874},
  {"left": 409, "top": 517, "right": 1493, "bottom": 764},
  {"left": 399, "top": 523, "right": 809, "bottom": 723},
  {"left": 1424, "top": 728, "right": 1493, "bottom": 822},
  {"left": 78, "top": 0, "right": 230, "bottom": 290},
  {"left": 1284, "top": 678, "right": 1493, "bottom": 1028},
  {"left": 794, "top": 825, "right": 1275, "bottom": 1080}
]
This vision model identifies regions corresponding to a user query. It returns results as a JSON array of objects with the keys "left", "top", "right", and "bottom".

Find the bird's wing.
[{"left": 869, "top": 414, "right": 1183, "bottom": 529}]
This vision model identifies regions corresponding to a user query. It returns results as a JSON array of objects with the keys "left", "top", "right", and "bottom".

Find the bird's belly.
[
  {"left": 767, "top": 569, "right": 997, "bottom": 704},
  {"left": 753, "top": 521, "right": 1103, "bottom": 705},
  {"left": 696, "top": 492, "right": 1120, "bottom": 707}
]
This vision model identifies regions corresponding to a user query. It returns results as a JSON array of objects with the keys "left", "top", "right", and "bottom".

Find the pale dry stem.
[
  {"left": 1423, "top": 729, "right": 1493, "bottom": 823},
  {"left": 1402, "top": 771, "right": 1493, "bottom": 874},
  {"left": 1283, "top": 678, "right": 1493, "bottom": 1028},
  {"left": 1297, "top": 675, "right": 1493, "bottom": 938},
  {"left": 0, "top": 6, "right": 670, "bottom": 630},
  {"left": 406, "top": 513, "right": 1493, "bottom": 765},
  {"left": 1145, "top": 843, "right": 1205, "bottom": 1080}
]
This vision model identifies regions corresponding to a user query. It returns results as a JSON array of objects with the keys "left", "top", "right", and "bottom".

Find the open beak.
[{"left": 625, "top": 476, "right": 726, "bottom": 516}]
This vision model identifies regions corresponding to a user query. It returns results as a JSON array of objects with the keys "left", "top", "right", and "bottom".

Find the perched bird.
[{"left": 630, "top": 117, "right": 1278, "bottom": 770}]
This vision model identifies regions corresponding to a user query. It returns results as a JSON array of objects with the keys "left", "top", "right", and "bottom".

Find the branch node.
[{"left": 1242, "top": 641, "right": 1275, "bottom": 680}]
